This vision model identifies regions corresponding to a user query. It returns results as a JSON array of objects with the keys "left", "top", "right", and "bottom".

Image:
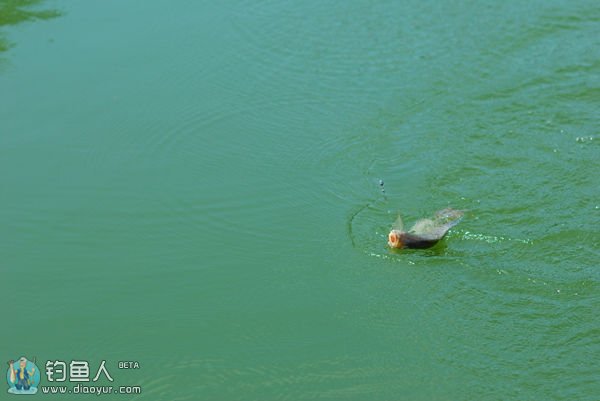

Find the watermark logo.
[
  {"left": 45, "top": 360, "right": 113, "bottom": 383},
  {"left": 6, "top": 356, "right": 141, "bottom": 396},
  {"left": 6, "top": 357, "right": 41, "bottom": 395}
]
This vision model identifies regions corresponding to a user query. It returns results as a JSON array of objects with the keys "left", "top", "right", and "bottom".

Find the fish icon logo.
[{"left": 6, "top": 357, "right": 40, "bottom": 395}]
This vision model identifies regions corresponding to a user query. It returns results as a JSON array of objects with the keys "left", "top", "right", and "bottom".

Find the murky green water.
[{"left": 1, "top": 1, "right": 599, "bottom": 399}]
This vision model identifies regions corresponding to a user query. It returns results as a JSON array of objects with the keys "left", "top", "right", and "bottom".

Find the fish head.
[{"left": 388, "top": 229, "right": 404, "bottom": 248}]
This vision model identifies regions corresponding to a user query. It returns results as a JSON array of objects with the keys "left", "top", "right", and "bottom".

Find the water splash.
[{"left": 459, "top": 230, "right": 533, "bottom": 244}]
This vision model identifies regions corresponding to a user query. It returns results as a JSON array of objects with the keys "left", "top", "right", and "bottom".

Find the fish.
[{"left": 387, "top": 208, "right": 464, "bottom": 249}]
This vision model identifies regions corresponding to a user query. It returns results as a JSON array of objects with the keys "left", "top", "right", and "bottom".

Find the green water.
[{"left": 1, "top": 1, "right": 599, "bottom": 400}]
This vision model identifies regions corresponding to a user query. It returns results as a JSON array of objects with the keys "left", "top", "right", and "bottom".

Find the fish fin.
[
  {"left": 435, "top": 208, "right": 464, "bottom": 225},
  {"left": 392, "top": 214, "right": 404, "bottom": 231},
  {"left": 410, "top": 209, "right": 464, "bottom": 240},
  {"left": 409, "top": 218, "right": 436, "bottom": 236}
]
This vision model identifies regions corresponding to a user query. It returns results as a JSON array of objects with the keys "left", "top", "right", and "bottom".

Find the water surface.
[{"left": 1, "top": 1, "right": 599, "bottom": 400}]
